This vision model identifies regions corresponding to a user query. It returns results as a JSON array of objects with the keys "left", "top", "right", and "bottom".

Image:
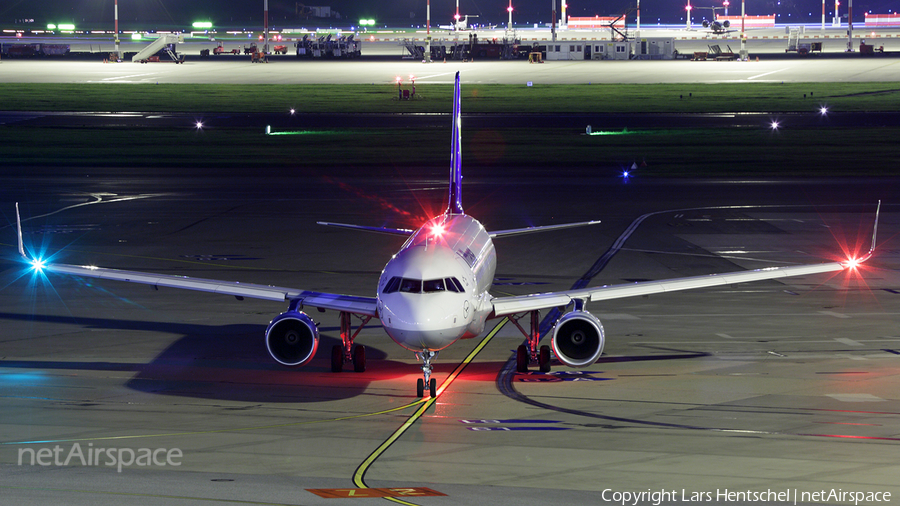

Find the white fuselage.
[{"left": 376, "top": 213, "right": 496, "bottom": 352}]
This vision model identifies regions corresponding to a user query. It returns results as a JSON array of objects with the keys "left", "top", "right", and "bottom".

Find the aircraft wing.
[
  {"left": 488, "top": 220, "right": 601, "bottom": 238},
  {"left": 39, "top": 263, "right": 379, "bottom": 316},
  {"left": 15, "top": 203, "right": 377, "bottom": 316},
  {"left": 493, "top": 201, "right": 880, "bottom": 317},
  {"left": 317, "top": 221, "right": 414, "bottom": 236},
  {"left": 491, "top": 260, "right": 849, "bottom": 317}
]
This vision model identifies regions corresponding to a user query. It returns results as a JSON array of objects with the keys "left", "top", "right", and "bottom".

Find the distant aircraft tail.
[{"left": 447, "top": 72, "right": 464, "bottom": 215}]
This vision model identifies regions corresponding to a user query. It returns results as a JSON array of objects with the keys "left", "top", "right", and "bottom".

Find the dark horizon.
[{"left": 2, "top": 0, "right": 895, "bottom": 29}]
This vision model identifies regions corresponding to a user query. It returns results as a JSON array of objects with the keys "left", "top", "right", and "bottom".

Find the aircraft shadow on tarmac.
[{"left": 0, "top": 311, "right": 417, "bottom": 403}]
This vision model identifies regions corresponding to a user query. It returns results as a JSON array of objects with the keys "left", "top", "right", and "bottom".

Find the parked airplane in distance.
[{"left": 16, "top": 72, "right": 879, "bottom": 398}]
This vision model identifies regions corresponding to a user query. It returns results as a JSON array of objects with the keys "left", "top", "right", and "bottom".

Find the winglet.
[
  {"left": 863, "top": 199, "right": 881, "bottom": 261},
  {"left": 843, "top": 200, "right": 881, "bottom": 268},
  {"left": 447, "top": 71, "right": 463, "bottom": 215},
  {"left": 15, "top": 202, "right": 27, "bottom": 259}
]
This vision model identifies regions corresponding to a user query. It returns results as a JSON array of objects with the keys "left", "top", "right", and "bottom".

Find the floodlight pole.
[
  {"left": 551, "top": 0, "right": 557, "bottom": 41},
  {"left": 833, "top": 0, "right": 839, "bottom": 26},
  {"left": 821, "top": 0, "right": 825, "bottom": 29},
  {"left": 264, "top": 0, "right": 269, "bottom": 54},
  {"left": 114, "top": 0, "right": 119, "bottom": 58},
  {"left": 636, "top": 0, "right": 640, "bottom": 42},
  {"left": 561, "top": 1, "right": 567, "bottom": 28},
  {"left": 740, "top": 0, "right": 747, "bottom": 60},
  {"left": 425, "top": 0, "right": 432, "bottom": 62},
  {"left": 846, "top": 0, "right": 853, "bottom": 51},
  {"left": 686, "top": 0, "right": 692, "bottom": 30}
]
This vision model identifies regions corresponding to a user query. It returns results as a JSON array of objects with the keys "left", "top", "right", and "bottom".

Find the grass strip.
[
  {"left": 2, "top": 82, "right": 900, "bottom": 113},
  {"left": 2, "top": 125, "right": 896, "bottom": 177}
]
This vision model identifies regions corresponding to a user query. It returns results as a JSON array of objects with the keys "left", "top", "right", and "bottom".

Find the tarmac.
[{"left": 1, "top": 32, "right": 899, "bottom": 506}]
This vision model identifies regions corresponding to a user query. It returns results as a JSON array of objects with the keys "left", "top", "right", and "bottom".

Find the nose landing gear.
[{"left": 415, "top": 351, "right": 438, "bottom": 397}]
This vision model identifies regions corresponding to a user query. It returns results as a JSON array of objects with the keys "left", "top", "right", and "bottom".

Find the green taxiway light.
[
  {"left": 192, "top": 21, "right": 213, "bottom": 29},
  {"left": 58, "top": 24, "right": 76, "bottom": 30},
  {"left": 265, "top": 126, "right": 341, "bottom": 136},
  {"left": 47, "top": 24, "right": 56, "bottom": 30},
  {"left": 587, "top": 127, "right": 635, "bottom": 136},
  {"left": 131, "top": 33, "right": 142, "bottom": 40}
]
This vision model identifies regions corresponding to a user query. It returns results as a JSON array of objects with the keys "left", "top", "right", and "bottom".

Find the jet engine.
[
  {"left": 702, "top": 20, "right": 710, "bottom": 28},
  {"left": 551, "top": 310, "right": 605, "bottom": 368},
  {"left": 265, "top": 311, "right": 319, "bottom": 366},
  {"left": 723, "top": 20, "right": 731, "bottom": 28}
]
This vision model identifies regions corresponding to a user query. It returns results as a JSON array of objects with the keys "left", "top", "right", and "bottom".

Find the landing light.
[
  {"left": 769, "top": 120, "right": 780, "bottom": 130},
  {"left": 195, "top": 120, "right": 204, "bottom": 129},
  {"left": 819, "top": 105, "right": 828, "bottom": 115}
]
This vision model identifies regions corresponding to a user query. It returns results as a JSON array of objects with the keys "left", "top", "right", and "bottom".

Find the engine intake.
[
  {"left": 265, "top": 311, "right": 319, "bottom": 366},
  {"left": 551, "top": 310, "right": 605, "bottom": 368}
]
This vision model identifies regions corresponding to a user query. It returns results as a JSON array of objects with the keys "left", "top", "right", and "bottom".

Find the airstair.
[
  {"left": 786, "top": 27, "right": 800, "bottom": 52},
  {"left": 131, "top": 33, "right": 185, "bottom": 62}
]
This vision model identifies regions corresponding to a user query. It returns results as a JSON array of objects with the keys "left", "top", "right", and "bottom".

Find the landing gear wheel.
[
  {"left": 429, "top": 378, "right": 437, "bottom": 397},
  {"left": 539, "top": 345, "right": 552, "bottom": 373},
  {"left": 352, "top": 345, "right": 366, "bottom": 372},
  {"left": 416, "top": 378, "right": 425, "bottom": 398},
  {"left": 331, "top": 345, "right": 343, "bottom": 373},
  {"left": 516, "top": 344, "right": 529, "bottom": 373}
]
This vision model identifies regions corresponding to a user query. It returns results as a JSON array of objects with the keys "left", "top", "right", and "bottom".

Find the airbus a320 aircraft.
[{"left": 16, "top": 72, "right": 879, "bottom": 398}]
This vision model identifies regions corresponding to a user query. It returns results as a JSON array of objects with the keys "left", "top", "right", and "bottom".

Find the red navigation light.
[{"left": 430, "top": 223, "right": 446, "bottom": 238}]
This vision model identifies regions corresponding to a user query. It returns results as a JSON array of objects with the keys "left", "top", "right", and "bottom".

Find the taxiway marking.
[{"left": 351, "top": 318, "right": 508, "bottom": 505}]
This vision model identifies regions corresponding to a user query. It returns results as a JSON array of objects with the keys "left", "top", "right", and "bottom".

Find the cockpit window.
[
  {"left": 383, "top": 276, "right": 464, "bottom": 294},
  {"left": 399, "top": 278, "right": 422, "bottom": 293},
  {"left": 423, "top": 279, "right": 445, "bottom": 292},
  {"left": 446, "top": 277, "right": 464, "bottom": 293},
  {"left": 383, "top": 276, "right": 402, "bottom": 294}
]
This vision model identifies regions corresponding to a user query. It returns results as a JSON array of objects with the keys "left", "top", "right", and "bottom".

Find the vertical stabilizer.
[{"left": 447, "top": 72, "right": 464, "bottom": 215}]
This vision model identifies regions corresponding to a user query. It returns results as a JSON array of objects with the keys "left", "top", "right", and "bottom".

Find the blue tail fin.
[{"left": 447, "top": 72, "right": 464, "bottom": 215}]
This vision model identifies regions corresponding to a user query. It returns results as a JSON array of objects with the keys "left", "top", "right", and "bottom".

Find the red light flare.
[
  {"left": 321, "top": 176, "right": 429, "bottom": 226},
  {"left": 814, "top": 208, "right": 892, "bottom": 306}
]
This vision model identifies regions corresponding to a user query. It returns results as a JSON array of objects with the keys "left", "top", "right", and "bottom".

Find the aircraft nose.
[{"left": 379, "top": 293, "right": 468, "bottom": 351}]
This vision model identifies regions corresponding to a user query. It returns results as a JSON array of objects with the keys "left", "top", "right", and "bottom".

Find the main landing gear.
[
  {"left": 331, "top": 312, "right": 372, "bottom": 373},
  {"left": 510, "top": 310, "right": 552, "bottom": 373},
  {"left": 415, "top": 351, "right": 438, "bottom": 397}
]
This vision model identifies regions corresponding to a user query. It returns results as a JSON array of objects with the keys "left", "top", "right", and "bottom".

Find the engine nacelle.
[
  {"left": 551, "top": 310, "right": 605, "bottom": 368},
  {"left": 265, "top": 311, "right": 319, "bottom": 366},
  {"left": 723, "top": 20, "right": 731, "bottom": 28},
  {"left": 702, "top": 20, "right": 711, "bottom": 28}
]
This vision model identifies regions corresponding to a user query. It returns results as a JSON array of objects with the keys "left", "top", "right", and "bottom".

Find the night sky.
[{"left": 2, "top": 0, "right": 897, "bottom": 29}]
